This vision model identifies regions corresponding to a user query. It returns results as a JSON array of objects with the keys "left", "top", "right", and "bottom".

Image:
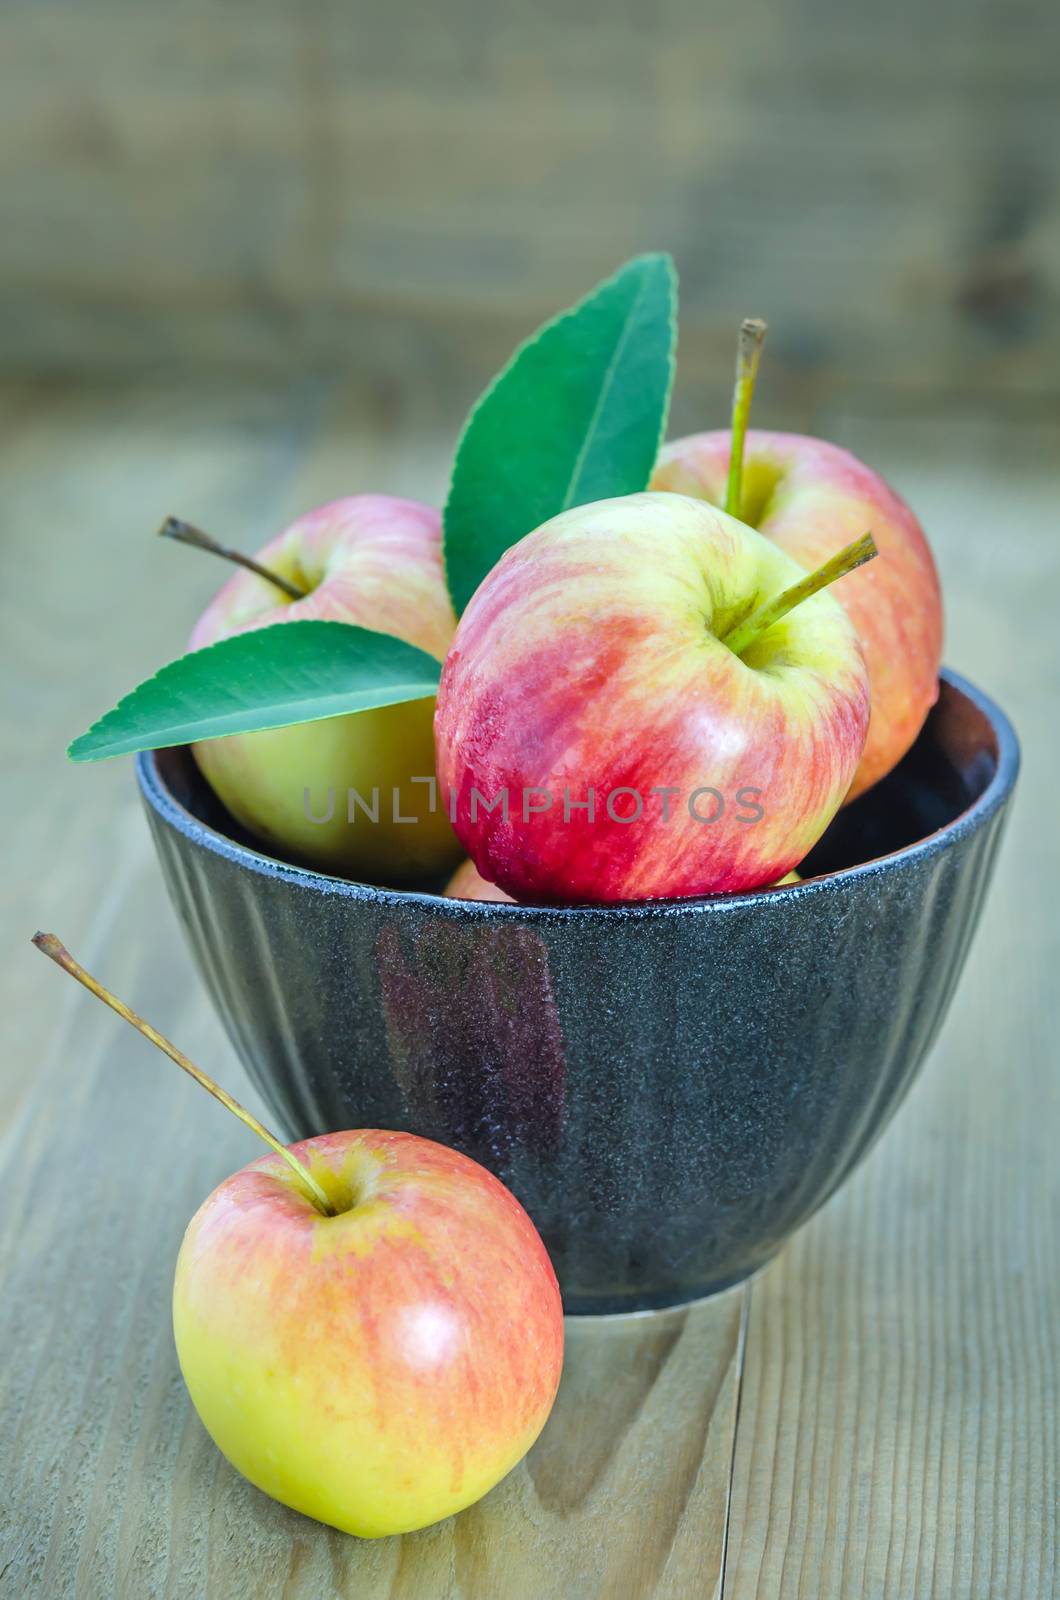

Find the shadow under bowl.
[{"left": 137, "top": 669, "right": 1018, "bottom": 1313}]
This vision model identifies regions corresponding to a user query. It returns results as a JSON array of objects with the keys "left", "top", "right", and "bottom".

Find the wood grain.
[
  {"left": 4, "top": 4, "right": 1059, "bottom": 401},
  {"left": 0, "top": 858, "right": 745, "bottom": 1598},
  {"left": 725, "top": 420, "right": 1060, "bottom": 1599},
  {"left": 1, "top": 383, "right": 1057, "bottom": 1596},
  {"left": 0, "top": 870, "right": 745, "bottom": 1598},
  {"left": 0, "top": 378, "right": 744, "bottom": 1599}
]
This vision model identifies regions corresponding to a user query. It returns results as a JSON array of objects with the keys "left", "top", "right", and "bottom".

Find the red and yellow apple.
[
  {"left": 444, "top": 856, "right": 798, "bottom": 902},
  {"left": 173, "top": 1128, "right": 564, "bottom": 1538},
  {"left": 189, "top": 495, "right": 461, "bottom": 881},
  {"left": 434, "top": 492, "right": 870, "bottom": 904},
  {"left": 33, "top": 934, "right": 564, "bottom": 1542},
  {"left": 652, "top": 430, "right": 942, "bottom": 800}
]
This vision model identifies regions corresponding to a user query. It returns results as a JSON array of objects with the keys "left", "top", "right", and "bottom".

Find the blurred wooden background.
[
  {"left": 4, "top": 0, "right": 1058, "bottom": 424},
  {"left": 2, "top": 9, "right": 1059, "bottom": 1595}
]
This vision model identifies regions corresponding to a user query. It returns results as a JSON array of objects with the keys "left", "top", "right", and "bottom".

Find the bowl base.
[{"left": 563, "top": 1254, "right": 774, "bottom": 1318}]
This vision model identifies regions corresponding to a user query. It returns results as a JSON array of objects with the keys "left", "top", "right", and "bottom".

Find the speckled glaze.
[{"left": 137, "top": 670, "right": 1018, "bottom": 1313}]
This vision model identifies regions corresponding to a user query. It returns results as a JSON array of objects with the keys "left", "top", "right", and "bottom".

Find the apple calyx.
[
  {"left": 159, "top": 517, "right": 308, "bottom": 602},
  {"left": 724, "top": 317, "right": 768, "bottom": 520},
  {"left": 31, "top": 932, "right": 335, "bottom": 1217},
  {"left": 722, "top": 531, "right": 878, "bottom": 660}
]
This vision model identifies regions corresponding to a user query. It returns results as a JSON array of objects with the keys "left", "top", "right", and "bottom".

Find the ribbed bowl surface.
[{"left": 138, "top": 671, "right": 1018, "bottom": 1312}]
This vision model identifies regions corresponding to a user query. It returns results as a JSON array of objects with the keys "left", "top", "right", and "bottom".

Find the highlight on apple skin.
[
  {"left": 173, "top": 1128, "right": 565, "bottom": 1539},
  {"left": 434, "top": 492, "right": 870, "bottom": 905},
  {"left": 652, "top": 430, "right": 943, "bottom": 801},
  {"left": 189, "top": 494, "right": 461, "bottom": 882}
]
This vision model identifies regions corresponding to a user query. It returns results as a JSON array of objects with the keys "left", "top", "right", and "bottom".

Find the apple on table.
[
  {"left": 33, "top": 934, "right": 564, "bottom": 1539},
  {"left": 173, "top": 1127, "right": 562, "bottom": 1538}
]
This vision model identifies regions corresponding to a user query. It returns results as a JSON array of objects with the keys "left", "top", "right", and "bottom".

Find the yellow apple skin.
[
  {"left": 189, "top": 495, "right": 461, "bottom": 883},
  {"left": 173, "top": 1130, "right": 564, "bottom": 1538}
]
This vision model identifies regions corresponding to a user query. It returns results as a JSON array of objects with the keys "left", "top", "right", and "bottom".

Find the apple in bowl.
[
  {"left": 443, "top": 856, "right": 799, "bottom": 903},
  {"left": 653, "top": 430, "right": 942, "bottom": 801},
  {"left": 188, "top": 495, "right": 461, "bottom": 882},
  {"left": 446, "top": 856, "right": 517, "bottom": 902},
  {"left": 435, "top": 492, "right": 873, "bottom": 904}
]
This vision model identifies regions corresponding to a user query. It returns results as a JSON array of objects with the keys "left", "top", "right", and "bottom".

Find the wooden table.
[{"left": 2, "top": 379, "right": 1056, "bottom": 1598}]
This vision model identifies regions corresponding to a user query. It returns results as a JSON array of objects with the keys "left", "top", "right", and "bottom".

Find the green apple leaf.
[
  {"left": 68, "top": 621, "right": 442, "bottom": 761},
  {"left": 443, "top": 253, "right": 678, "bottom": 615}
]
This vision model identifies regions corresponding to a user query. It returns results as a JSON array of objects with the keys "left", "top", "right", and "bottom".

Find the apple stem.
[
  {"left": 722, "top": 532, "right": 878, "bottom": 659},
  {"left": 724, "top": 318, "right": 768, "bottom": 520},
  {"left": 31, "top": 933, "right": 335, "bottom": 1217},
  {"left": 159, "top": 517, "right": 308, "bottom": 602}
]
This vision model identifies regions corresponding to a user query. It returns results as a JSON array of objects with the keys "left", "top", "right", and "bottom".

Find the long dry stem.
[{"left": 31, "top": 932, "right": 334, "bottom": 1215}]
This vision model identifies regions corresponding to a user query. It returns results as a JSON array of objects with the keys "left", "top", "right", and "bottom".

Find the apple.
[
  {"left": 445, "top": 857, "right": 516, "bottom": 902},
  {"left": 173, "top": 1128, "right": 563, "bottom": 1537},
  {"left": 434, "top": 492, "right": 872, "bottom": 904},
  {"left": 652, "top": 431, "right": 941, "bottom": 802},
  {"left": 443, "top": 856, "right": 797, "bottom": 903},
  {"left": 187, "top": 495, "right": 461, "bottom": 882},
  {"left": 33, "top": 933, "right": 565, "bottom": 1540}
]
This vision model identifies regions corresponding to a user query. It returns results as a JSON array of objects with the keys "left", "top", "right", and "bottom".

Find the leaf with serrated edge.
[
  {"left": 443, "top": 253, "right": 677, "bottom": 616},
  {"left": 68, "top": 621, "right": 442, "bottom": 761}
]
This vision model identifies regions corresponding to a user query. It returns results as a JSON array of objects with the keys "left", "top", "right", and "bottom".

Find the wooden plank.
[
  {"left": 0, "top": 377, "right": 325, "bottom": 1130},
  {"left": 2, "top": 383, "right": 1056, "bottom": 1596},
  {"left": 0, "top": 859, "right": 745, "bottom": 1599},
  {"left": 0, "top": 379, "right": 744, "bottom": 1599},
  {"left": 3, "top": 5, "right": 1058, "bottom": 396},
  {"left": 724, "top": 415, "right": 1059, "bottom": 1598}
]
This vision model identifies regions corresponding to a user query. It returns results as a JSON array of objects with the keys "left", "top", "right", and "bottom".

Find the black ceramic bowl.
[{"left": 138, "top": 669, "right": 1018, "bottom": 1313}]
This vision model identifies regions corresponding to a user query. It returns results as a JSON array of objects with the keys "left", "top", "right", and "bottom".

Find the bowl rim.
[{"left": 135, "top": 667, "right": 1019, "bottom": 923}]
